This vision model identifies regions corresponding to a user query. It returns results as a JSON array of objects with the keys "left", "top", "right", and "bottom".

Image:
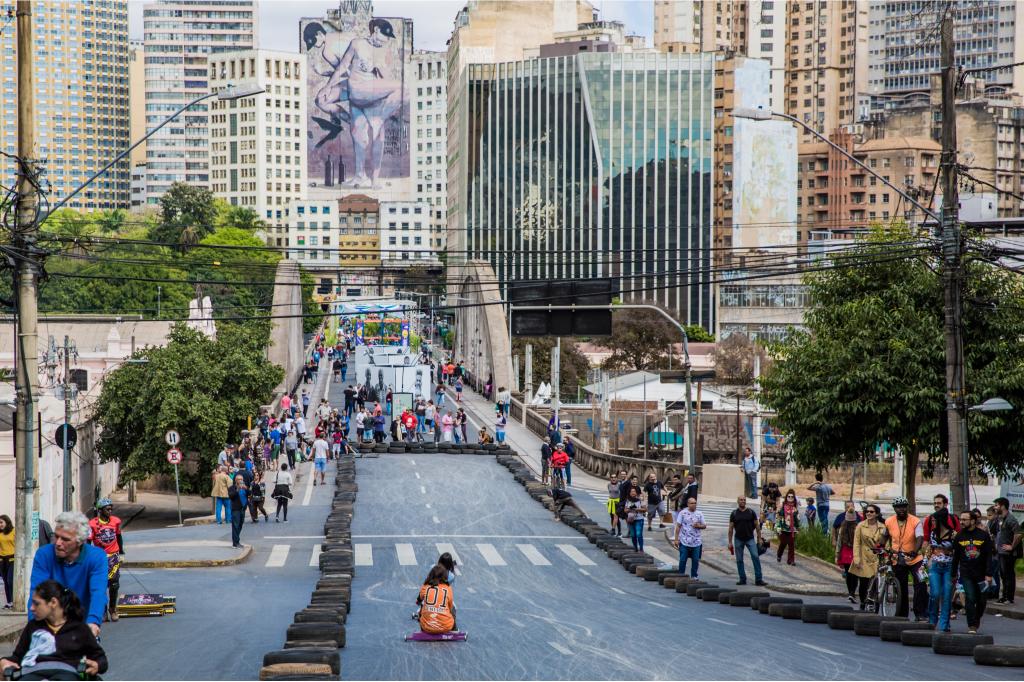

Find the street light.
[
  {"left": 965, "top": 397, "right": 1013, "bottom": 509},
  {"left": 42, "top": 84, "right": 265, "bottom": 219},
  {"left": 732, "top": 106, "right": 941, "bottom": 225}
]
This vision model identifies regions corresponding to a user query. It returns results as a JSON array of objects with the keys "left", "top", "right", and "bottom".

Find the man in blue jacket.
[{"left": 29, "top": 511, "right": 109, "bottom": 636}]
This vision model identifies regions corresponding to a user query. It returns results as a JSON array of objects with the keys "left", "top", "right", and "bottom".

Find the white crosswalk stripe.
[
  {"left": 266, "top": 544, "right": 290, "bottom": 568},
  {"left": 396, "top": 543, "right": 418, "bottom": 566},
  {"left": 644, "top": 546, "right": 677, "bottom": 566},
  {"left": 355, "top": 543, "right": 373, "bottom": 566},
  {"left": 516, "top": 544, "right": 551, "bottom": 566},
  {"left": 309, "top": 546, "right": 321, "bottom": 567},
  {"left": 435, "top": 542, "right": 461, "bottom": 565},
  {"left": 475, "top": 543, "right": 507, "bottom": 566},
  {"left": 556, "top": 544, "right": 596, "bottom": 566}
]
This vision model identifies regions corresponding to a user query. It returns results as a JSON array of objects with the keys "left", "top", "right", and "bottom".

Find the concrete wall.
[
  {"left": 453, "top": 260, "right": 511, "bottom": 393},
  {"left": 269, "top": 259, "right": 305, "bottom": 399},
  {"left": 700, "top": 463, "right": 745, "bottom": 499}
]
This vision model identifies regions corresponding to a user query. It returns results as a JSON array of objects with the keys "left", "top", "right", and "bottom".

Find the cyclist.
[
  {"left": 849, "top": 504, "right": 885, "bottom": 610},
  {"left": 416, "top": 565, "right": 457, "bottom": 634},
  {"left": 88, "top": 499, "right": 124, "bottom": 623},
  {"left": 881, "top": 496, "right": 927, "bottom": 620},
  {"left": 549, "top": 444, "right": 569, "bottom": 489}
]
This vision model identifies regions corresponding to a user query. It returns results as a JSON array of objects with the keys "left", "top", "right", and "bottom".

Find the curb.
[
  {"left": 123, "top": 544, "right": 253, "bottom": 568},
  {"left": 183, "top": 515, "right": 216, "bottom": 527}
]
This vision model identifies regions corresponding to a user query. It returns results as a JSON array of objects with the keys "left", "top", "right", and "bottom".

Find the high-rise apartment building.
[
  {"left": 866, "top": 1, "right": 1024, "bottom": 113},
  {"left": 653, "top": 0, "right": 786, "bottom": 113},
  {"left": 1, "top": 0, "right": 130, "bottom": 211},
  {"left": 411, "top": 50, "right": 447, "bottom": 255},
  {"left": 446, "top": 0, "right": 594, "bottom": 283},
  {"left": 784, "top": 0, "right": 868, "bottom": 143},
  {"left": 142, "top": 0, "right": 256, "bottom": 204},
  {"left": 457, "top": 51, "right": 716, "bottom": 326},
  {"left": 208, "top": 49, "right": 307, "bottom": 228},
  {"left": 129, "top": 39, "right": 146, "bottom": 168},
  {"left": 379, "top": 200, "right": 439, "bottom": 267}
]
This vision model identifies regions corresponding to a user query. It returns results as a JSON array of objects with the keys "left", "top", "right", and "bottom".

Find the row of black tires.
[
  {"left": 494, "top": 452, "right": 1024, "bottom": 669},
  {"left": 258, "top": 459, "right": 358, "bottom": 680}
]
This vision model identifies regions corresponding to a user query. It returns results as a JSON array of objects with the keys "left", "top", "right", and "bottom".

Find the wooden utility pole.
[
  {"left": 939, "top": 10, "right": 970, "bottom": 513},
  {"left": 13, "top": 0, "right": 39, "bottom": 612}
]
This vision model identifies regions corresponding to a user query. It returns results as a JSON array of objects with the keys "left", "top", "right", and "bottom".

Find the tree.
[
  {"left": 214, "top": 200, "right": 265, "bottom": 232},
  {"left": 512, "top": 336, "right": 592, "bottom": 395},
  {"left": 711, "top": 332, "right": 766, "bottom": 384},
  {"left": 93, "top": 324, "right": 283, "bottom": 494},
  {"left": 151, "top": 183, "right": 217, "bottom": 245},
  {"left": 685, "top": 325, "right": 715, "bottom": 343},
  {"left": 596, "top": 309, "right": 677, "bottom": 371},
  {"left": 760, "top": 227, "right": 1024, "bottom": 510}
]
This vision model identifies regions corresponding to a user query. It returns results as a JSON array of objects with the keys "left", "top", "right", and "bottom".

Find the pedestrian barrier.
[
  {"left": 932, "top": 632, "right": 994, "bottom": 656},
  {"left": 974, "top": 645, "right": 1024, "bottom": 667},
  {"left": 879, "top": 620, "right": 933, "bottom": 641},
  {"left": 852, "top": 614, "right": 906, "bottom": 636}
]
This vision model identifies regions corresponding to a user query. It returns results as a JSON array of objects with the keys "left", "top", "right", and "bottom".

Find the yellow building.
[{"left": 338, "top": 194, "right": 381, "bottom": 269}]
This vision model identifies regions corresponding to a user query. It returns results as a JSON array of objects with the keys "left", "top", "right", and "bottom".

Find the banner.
[
  {"left": 355, "top": 319, "right": 365, "bottom": 345},
  {"left": 400, "top": 320, "right": 410, "bottom": 347}
]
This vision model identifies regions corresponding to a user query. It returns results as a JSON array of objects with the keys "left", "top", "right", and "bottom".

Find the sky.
[{"left": 128, "top": 0, "right": 653, "bottom": 53}]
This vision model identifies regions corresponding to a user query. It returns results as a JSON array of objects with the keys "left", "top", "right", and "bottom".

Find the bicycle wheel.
[
  {"left": 880, "top": 574, "right": 902, "bottom": 617},
  {"left": 865, "top": 577, "right": 880, "bottom": 613}
]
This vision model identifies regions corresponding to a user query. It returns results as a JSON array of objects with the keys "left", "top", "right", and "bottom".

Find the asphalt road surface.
[{"left": 341, "top": 454, "right": 1022, "bottom": 681}]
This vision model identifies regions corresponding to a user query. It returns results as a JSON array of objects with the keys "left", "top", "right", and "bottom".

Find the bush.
[{"left": 791, "top": 526, "right": 836, "bottom": 563}]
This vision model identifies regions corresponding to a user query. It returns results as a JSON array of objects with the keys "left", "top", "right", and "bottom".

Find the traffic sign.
[
  {"left": 164, "top": 430, "right": 180, "bottom": 446},
  {"left": 55, "top": 423, "right": 77, "bottom": 450},
  {"left": 166, "top": 447, "right": 183, "bottom": 464}
]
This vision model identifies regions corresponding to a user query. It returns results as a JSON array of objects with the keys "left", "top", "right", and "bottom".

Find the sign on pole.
[
  {"left": 166, "top": 445, "right": 184, "bottom": 525},
  {"left": 166, "top": 447, "right": 183, "bottom": 464},
  {"left": 164, "top": 430, "right": 180, "bottom": 446}
]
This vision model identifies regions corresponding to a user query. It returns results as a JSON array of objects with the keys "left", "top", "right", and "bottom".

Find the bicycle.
[
  {"left": 866, "top": 548, "right": 905, "bottom": 616},
  {"left": 551, "top": 466, "right": 566, "bottom": 491}
]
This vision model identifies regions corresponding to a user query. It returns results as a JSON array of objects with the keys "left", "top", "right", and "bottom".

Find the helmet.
[
  {"left": 892, "top": 496, "right": 909, "bottom": 507},
  {"left": 96, "top": 497, "right": 113, "bottom": 510}
]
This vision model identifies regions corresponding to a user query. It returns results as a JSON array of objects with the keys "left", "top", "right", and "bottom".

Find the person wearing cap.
[{"left": 88, "top": 499, "right": 124, "bottom": 622}]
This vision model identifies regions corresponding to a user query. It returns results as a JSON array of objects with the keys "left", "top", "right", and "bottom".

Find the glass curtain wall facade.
[{"left": 463, "top": 52, "right": 714, "bottom": 327}]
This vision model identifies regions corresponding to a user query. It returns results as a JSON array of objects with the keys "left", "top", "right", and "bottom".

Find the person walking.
[
  {"left": 952, "top": 509, "right": 995, "bottom": 634},
  {"left": 540, "top": 437, "right": 552, "bottom": 485},
  {"left": 776, "top": 489, "right": 800, "bottom": 565},
  {"left": 284, "top": 429, "right": 299, "bottom": 470},
  {"left": 606, "top": 473, "right": 621, "bottom": 536},
  {"left": 849, "top": 504, "right": 886, "bottom": 610},
  {"left": 993, "top": 496, "right": 1021, "bottom": 605},
  {"left": 344, "top": 385, "right": 356, "bottom": 418},
  {"left": 88, "top": 499, "right": 125, "bottom": 622},
  {"left": 496, "top": 385, "right": 511, "bottom": 416},
  {"left": 808, "top": 472, "right": 833, "bottom": 534},
  {"left": 373, "top": 412, "right": 386, "bottom": 444},
  {"left": 0, "top": 516, "right": 12, "bottom": 609},
  {"left": 644, "top": 473, "right": 666, "bottom": 531},
  {"left": 272, "top": 463, "right": 293, "bottom": 522},
  {"left": 728, "top": 496, "right": 766, "bottom": 587},
  {"left": 355, "top": 407, "right": 367, "bottom": 444},
  {"left": 740, "top": 446, "right": 759, "bottom": 499},
  {"left": 494, "top": 409, "right": 507, "bottom": 444},
  {"left": 682, "top": 473, "right": 699, "bottom": 507},
  {"left": 457, "top": 408, "right": 469, "bottom": 443},
  {"left": 882, "top": 496, "right": 926, "bottom": 620},
  {"left": 441, "top": 410, "right": 455, "bottom": 443},
  {"left": 623, "top": 488, "right": 647, "bottom": 552},
  {"left": 454, "top": 377, "right": 463, "bottom": 403},
  {"left": 228, "top": 474, "right": 248, "bottom": 548},
  {"left": 211, "top": 466, "right": 232, "bottom": 525},
  {"left": 312, "top": 434, "right": 330, "bottom": 486},
  {"left": 401, "top": 409, "right": 418, "bottom": 444},
  {"left": 301, "top": 389, "right": 311, "bottom": 417},
  {"left": 564, "top": 437, "right": 575, "bottom": 486},
  {"left": 672, "top": 497, "right": 706, "bottom": 578},
  {"left": 249, "top": 471, "right": 270, "bottom": 523},
  {"left": 835, "top": 509, "right": 859, "bottom": 603},
  {"left": 926, "top": 507, "right": 957, "bottom": 632}
]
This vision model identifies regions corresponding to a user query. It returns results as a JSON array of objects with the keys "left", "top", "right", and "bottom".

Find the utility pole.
[
  {"left": 13, "top": 0, "right": 39, "bottom": 613},
  {"left": 939, "top": 10, "right": 970, "bottom": 513},
  {"left": 61, "top": 335, "right": 75, "bottom": 512}
]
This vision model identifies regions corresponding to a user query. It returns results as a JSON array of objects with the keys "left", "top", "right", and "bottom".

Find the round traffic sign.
[
  {"left": 55, "top": 423, "right": 78, "bottom": 450},
  {"left": 165, "top": 430, "right": 180, "bottom": 446},
  {"left": 166, "top": 447, "right": 183, "bottom": 464}
]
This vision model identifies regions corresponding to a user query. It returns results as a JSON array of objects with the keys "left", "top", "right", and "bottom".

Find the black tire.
[
  {"left": 286, "top": 623, "right": 346, "bottom": 648},
  {"left": 294, "top": 610, "right": 346, "bottom": 625},
  {"left": 717, "top": 591, "right": 737, "bottom": 604},
  {"left": 900, "top": 629, "right": 938, "bottom": 647},
  {"left": 801, "top": 604, "right": 852, "bottom": 624},
  {"left": 932, "top": 632, "right": 994, "bottom": 656},
  {"left": 879, "top": 620, "right": 932, "bottom": 641},
  {"left": 974, "top": 645, "right": 1024, "bottom": 667},
  {"left": 729, "top": 591, "right": 770, "bottom": 607},
  {"left": 827, "top": 611, "right": 860, "bottom": 630},
  {"left": 758, "top": 597, "right": 801, "bottom": 614},
  {"left": 686, "top": 582, "right": 713, "bottom": 596},
  {"left": 258, "top": 663, "right": 336, "bottom": 680},
  {"left": 284, "top": 640, "right": 338, "bottom": 650},
  {"left": 263, "top": 648, "right": 341, "bottom": 674},
  {"left": 696, "top": 587, "right": 728, "bottom": 601},
  {"left": 853, "top": 614, "right": 906, "bottom": 636},
  {"left": 772, "top": 603, "right": 804, "bottom": 619},
  {"left": 658, "top": 572, "right": 684, "bottom": 585}
]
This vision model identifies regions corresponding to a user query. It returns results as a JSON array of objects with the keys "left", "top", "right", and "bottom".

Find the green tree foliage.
[
  {"left": 597, "top": 308, "right": 677, "bottom": 371},
  {"left": 93, "top": 324, "right": 283, "bottom": 494},
  {"left": 512, "top": 336, "right": 592, "bottom": 392},
  {"left": 213, "top": 201, "right": 265, "bottom": 232},
  {"left": 685, "top": 325, "right": 715, "bottom": 343},
  {"left": 760, "top": 228, "right": 1024, "bottom": 501},
  {"left": 151, "top": 182, "right": 217, "bottom": 245}
]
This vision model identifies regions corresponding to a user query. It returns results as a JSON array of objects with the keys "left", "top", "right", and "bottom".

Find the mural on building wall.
[{"left": 300, "top": 3, "right": 410, "bottom": 191}]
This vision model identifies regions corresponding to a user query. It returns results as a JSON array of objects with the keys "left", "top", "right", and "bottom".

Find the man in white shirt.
[
  {"left": 312, "top": 435, "right": 330, "bottom": 486},
  {"left": 671, "top": 497, "right": 707, "bottom": 578}
]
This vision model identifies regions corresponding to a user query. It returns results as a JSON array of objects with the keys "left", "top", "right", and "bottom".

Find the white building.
[
  {"left": 208, "top": 49, "right": 308, "bottom": 229},
  {"left": 284, "top": 199, "right": 338, "bottom": 271},
  {"left": 142, "top": 0, "right": 257, "bottom": 202},
  {"left": 411, "top": 51, "right": 448, "bottom": 253},
  {"left": 379, "top": 200, "right": 438, "bottom": 267}
]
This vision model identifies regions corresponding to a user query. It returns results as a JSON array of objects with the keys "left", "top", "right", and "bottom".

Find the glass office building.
[{"left": 458, "top": 51, "right": 714, "bottom": 327}]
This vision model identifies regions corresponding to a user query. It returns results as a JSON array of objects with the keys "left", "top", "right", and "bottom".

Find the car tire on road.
[
  {"left": 686, "top": 582, "right": 713, "bottom": 596},
  {"left": 258, "top": 662, "right": 336, "bottom": 680},
  {"left": 696, "top": 587, "right": 729, "bottom": 601},
  {"left": 729, "top": 591, "right": 770, "bottom": 607},
  {"left": 852, "top": 614, "right": 906, "bottom": 636},
  {"left": 826, "top": 610, "right": 859, "bottom": 630},
  {"left": 717, "top": 591, "right": 738, "bottom": 604},
  {"left": 758, "top": 597, "right": 801, "bottom": 614},
  {"left": 287, "top": 623, "right": 346, "bottom": 648},
  {"left": 801, "top": 604, "right": 852, "bottom": 624},
  {"left": 768, "top": 602, "right": 802, "bottom": 618},
  {"left": 900, "top": 629, "right": 939, "bottom": 647},
  {"left": 932, "top": 632, "right": 994, "bottom": 656},
  {"left": 878, "top": 620, "right": 932, "bottom": 641},
  {"left": 263, "top": 648, "right": 341, "bottom": 675},
  {"left": 974, "top": 645, "right": 1024, "bottom": 667}
]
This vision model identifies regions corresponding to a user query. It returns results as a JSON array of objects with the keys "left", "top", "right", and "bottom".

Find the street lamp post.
[{"left": 965, "top": 398, "right": 1013, "bottom": 509}]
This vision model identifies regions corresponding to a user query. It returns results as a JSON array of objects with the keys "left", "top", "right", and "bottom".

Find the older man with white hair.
[{"left": 29, "top": 511, "right": 109, "bottom": 636}]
